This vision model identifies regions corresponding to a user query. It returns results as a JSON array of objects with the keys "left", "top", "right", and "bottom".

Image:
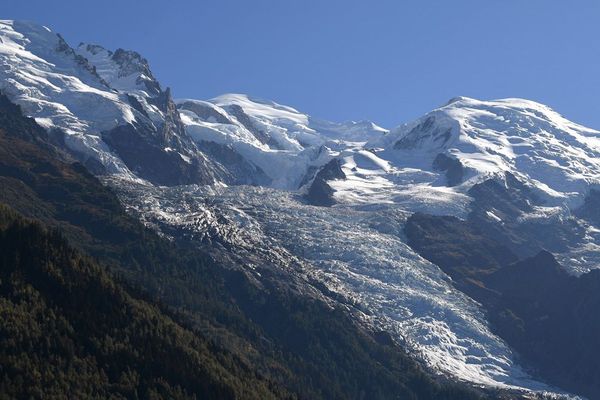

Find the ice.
[{"left": 112, "top": 181, "right": 565, "bottom": 394}]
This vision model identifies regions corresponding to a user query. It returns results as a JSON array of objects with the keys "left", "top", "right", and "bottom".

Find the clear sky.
[{"left": 3, "top": 0, "right": 600, "bottom": 129}]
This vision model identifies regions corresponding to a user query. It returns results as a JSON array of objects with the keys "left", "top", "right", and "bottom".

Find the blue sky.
[{"left": 4, "top": 0, "right": 600, "bottom": 128}]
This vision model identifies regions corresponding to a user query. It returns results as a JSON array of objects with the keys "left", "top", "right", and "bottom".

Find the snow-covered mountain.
[
  {"left": 363, "top": 96, "right": 600, "bottom": 210},
  {"left": 178, "top": 93, "right": 387, "bottom": 188},
  {"left": 0, "top": 20, "right": 134, "bottom": 174},
  {"left": 4, "top": 20, "right": 599, "bottom": 206},
  {"left": 3, "top": 19, "right": 599, "bottom": 398},
  {"left": 0, "top": 20, "right": 222, "bottom": 185}
]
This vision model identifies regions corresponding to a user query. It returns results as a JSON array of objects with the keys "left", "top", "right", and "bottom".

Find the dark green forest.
[{"left": 0, "top": 205, "right": 284, "bottom": 399}]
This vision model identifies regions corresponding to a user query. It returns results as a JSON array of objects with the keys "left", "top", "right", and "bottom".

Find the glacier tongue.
[
  {"left": 212, "top": 187, "right": 555, "bottom": 391},
  {"left": 112, "top": 180, "right": 558, "bottom": 393}
]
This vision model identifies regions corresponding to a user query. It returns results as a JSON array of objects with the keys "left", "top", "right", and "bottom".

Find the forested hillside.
[{"left": 0, "top": 205, "right": 284, "bottom": 399}]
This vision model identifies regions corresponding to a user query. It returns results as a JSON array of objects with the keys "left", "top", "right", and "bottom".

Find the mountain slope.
[
  {"left": 0, "top": 91, "right": 493, "bottom": 399},
  {"left": 371, "top": 96, "right": 600, "bottom": 208},
  {"left": 0, "top": 205, "right": 284, "bottom": 400},
  {"left": 0, "top": 20, "right": 222, "bottom": 186},
  {"left": 405, "top": 211, "right": 600, "bottom": 399}
]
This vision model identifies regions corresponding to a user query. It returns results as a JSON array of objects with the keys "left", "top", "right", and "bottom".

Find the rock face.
[
  {"left": 405, "top": 203, "right": 600, "bottom": 399},
  {"left": 305, "top": 158, "right": 346, "bottom": 206},
  {"left": 467, "top": 173, "right": 587, "bottom": 258},
  {"left": 432, "top": 153, "right": 464, "bottom": 186},
  {"left": 393, "top": 116, "right": 453, "bottom": 150},
  {"left": 196, "top": 140, "right": 271, "bottom": 186},
  {"left": 102, "top": 123, "right": 218, "bottom": 186},
  {"left": 574, "top": 189, "right": 600, "bottom": 227}
]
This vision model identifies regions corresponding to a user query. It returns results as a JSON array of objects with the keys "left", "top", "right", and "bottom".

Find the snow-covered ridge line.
[
  {"left": 328, "top": 96, "right": 600, "bottom": 212},
  {"left": 0, "top": 19, "right": 140, "bottom": 176},
  {"left": 76, "top": 42, "right": 162, "bottom": 96},
  {"left": 176, "top": 93, "right": 388, "bottom": 188},
  {"left": 3, "top": 19, "right": 600, "bottom": 201},
  {"left": 0, "top": 19, "right": 224, "bottom": 186}
]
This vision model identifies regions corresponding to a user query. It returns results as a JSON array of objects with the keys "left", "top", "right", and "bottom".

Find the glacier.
[
  {"left": 111, "top": 179, "right": 565, "bottom": 394},
  {"left": 2, "top": 19, "right": 598, "bottom": 397}
]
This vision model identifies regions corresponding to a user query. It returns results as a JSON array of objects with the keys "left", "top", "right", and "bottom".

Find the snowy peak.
[
  {"left": 211, "top": 93, "right": 387, "bottom": 146},
  {"left": 177, "top": 93, "right": 387, "bottom": 189},
  {"left": 383, "top": 96, "right": 600, "bottom": 153},
  {"left": 77, "top": 41, "right": 191, "bottom": 150},
  {"left": 0, "top": 20, "right": 222, "bottom": 186},
  {"left": 371, "top": 97, "right": 600, "bottom": 206},
  {"left": 76, "top": 43, "right": 161, "bottom": 96},
  {"left": 0, "top": 19, "right": 140, "bottom": 174}
]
